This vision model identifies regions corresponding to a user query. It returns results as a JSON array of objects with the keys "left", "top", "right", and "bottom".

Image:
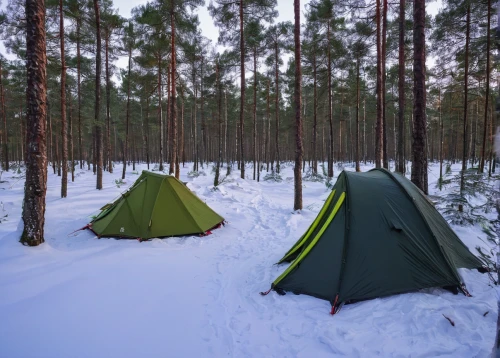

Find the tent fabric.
[
  {"left": 89, "top": 171, "right": 224, "bottom": 239},
  {"left": 270, "top": 169, "right": 483, "bottom": 307}
]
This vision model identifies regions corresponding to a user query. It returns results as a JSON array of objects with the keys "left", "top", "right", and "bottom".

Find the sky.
[{"left": 0, "top": 0, "right": 443, "bottom": 69}]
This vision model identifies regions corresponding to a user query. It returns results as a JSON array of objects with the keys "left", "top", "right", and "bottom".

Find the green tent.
[
  {"left": 88, "top": 171, "right": 224, "bottom": 240},
  {"left": 264, "top": 169, "right": 483, "bottom": 313}
]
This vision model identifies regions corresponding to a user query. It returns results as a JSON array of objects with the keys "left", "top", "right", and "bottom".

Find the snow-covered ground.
[{"left": 0, "top": 161, "right": 497, "bottom": 357}]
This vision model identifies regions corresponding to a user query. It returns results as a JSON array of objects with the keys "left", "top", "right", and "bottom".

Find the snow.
[{"left": 0, "top": 161, "right": 497, "bottom": 357}]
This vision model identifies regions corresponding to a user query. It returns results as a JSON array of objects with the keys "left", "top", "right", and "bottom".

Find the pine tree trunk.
[
  {"left": 145, "top": 95, "right": 150, "bottom": 169},
  {"left": 180, "top": 86, "right": 185, "bottom": 168},
  {"left": 396, "top": 0, "right": 405, "bottom": 173},
  {"left": 375, "top": 0, "right": 383, "bottom": 169},
  {"left": 293, "top": 0, "right": 303, "bottom": 211},
  {"left": 0, "top": 62, "right": 8, "bottom": 171},
  {"left": 363, "top": 98, "right": 366, "bottom": 164},
  {"left": 200, "top": 58, "right": 206, "bottom": 169},
  {"left": 49, "top": 102, "right": 55, "bottom": 174},
  {"left": 77, "top": 18, "right": 83, "bottom": 169},
  {"left": 459, "top": 4, "right": 471, "bottom": 210},
  {"left": 56, "top": 125, "right": 60, "bottom": 176},
  {"left": 355, "top": 58, "right": 360, "bottom": 172},
  {"left": 105, "top": 29, "right": 112, "bottom": 173},
  {"left": 158, "top": 57, "right": 163, "bottom": 171},
  {"left": 439, "top": 88, "right": 444, "bottom": 188},
  {"left": 60, "top": 0, "right": 68, "bottom": 198},
  {"left": 313, "top": 50, "right": 318, "bottom": 175},
  {"left": 327, "top": 21, "right": 333, "bottom": 177},
  {"left": 192, "top": 72, "right": 198, "bottom": 171},
  {"left": 69, "top": 92, "right": 74, "bottom": 182},
  {"left": 479, "top": 0, "right": 491, "bottom": 173},
  {"left": 411, "top": 0, "right": 427, "bottom": 193},
  {"left": 21, "top": 0, "right": 48, "bottom": 246},
  {"left": 93, "top": 0, "right": 103, "bottom": 190},
  {"left": 239, "top": 0, "right": 245, "bottom": 179},
  {"left": 275, "top": 43, "right": 281, "bottom": 174},
  {"left": 382, "top": 0, "right": 388, "bottom": 169},
  {"left": 253, "top": 48, "right": 257, "bottom": 180},
  {"left": 122, "top": 47, "right": 131, "bottom": 180},
  {"left": 214, "top": 61, "right": 222, "bottom": 187},
  {"left": 265, "top": 80, "right": 270, "bottom": 172},
  {"left": 171, "top": 8, "right": 179, "bottom": 179}
]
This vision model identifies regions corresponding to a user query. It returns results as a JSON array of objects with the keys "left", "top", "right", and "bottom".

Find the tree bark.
[
  {"left": 158, "top": 57, "right": 163, "bottom": 171},
  {"left": 479, "top": 0, "right": 491, "bottom": 173},
  {"left": 375, "top": 0, "right": 383, "bottom": 168},
  {"left": 122, "top": 46, "right": 131, "bottom": 180},
  {"left": 239, "top": 0, "right": 245, "bottom": 178},
  {"left": 396, "top": 0, "right": 405, "bottom": 173},
  {"left": 69, "top": 91, "right": 74, "bottom": 182},
  {"left": 382, "top": 0, "right": 388, "bottom": 169},
  {"left": 253, "top": 48, "right": 257, "bottom": 180},
  {"left": 200, "top": 57, "right": 205, "bottom": 169},
  {"left": 459, "top": 4, "right": 471, "bottom": 209},
  {"left": 0, "top": 62, "right": 8, "bottom": 171},
  {"left": 355, "top": 58, "right": 360, "bottom": 172},
  {"left": 77, "top": 18, "right": 82, "bottom": 169},
  {"left": 327, "top": 20, "right": 333, "bottom": 177},
  {"left": 214, "top": 61, "right": 222, "bottom": 187},
  {"left": 93, "top": 0, "right": 103, "bottom": 190},
  {"left": 265, "top": 79, "right": 270, "bottom": 172},
  {"left": 293, "top": 0, "right": 303, "bottom": 211},
  {"left": 439, "top": 88, "right": 444, "bottom": 188},
  {"left": 411, "top": 0, "right": 427, "bottom": 193},
  {"left": 275, "top": 42, "right": 281, "bottom": 174},
  {"left": 21, "top": 0, "right": 48, "bottom": 246},
  {"left": 105, "top": 29, "right": 112, "bottom": 173},
  {"left": 313, "top": 47, "right": 318, "bottom": 175},
  {"left": 171, "top": 7, "right": 179, "bottom": 179},
  {"left": 60, "top": 0, "right": 68, "bottom": 197}
]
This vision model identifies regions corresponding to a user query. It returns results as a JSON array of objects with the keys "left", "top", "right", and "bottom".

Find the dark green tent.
[
  {"left": 264, "top": 169, "right": 483, "bottom": 313},
  {"left": 88, "top": 171, "right": 224, "bottom": 240}
]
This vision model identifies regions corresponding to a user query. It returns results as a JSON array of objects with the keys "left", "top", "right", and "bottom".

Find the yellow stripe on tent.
[
  {"left": 279, "top": 189, "right": 337, "bottom": 263},
  {"left": 273, "top": 192, "right": 346, "bottom": 287}
]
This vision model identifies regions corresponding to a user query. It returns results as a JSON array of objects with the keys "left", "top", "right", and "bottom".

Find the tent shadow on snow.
[
  {"left": 84, "top": 171, "right": 224, "bottom": 241},
  {"left": 263, "top": 168, "right": 486, "bottom": 314}
]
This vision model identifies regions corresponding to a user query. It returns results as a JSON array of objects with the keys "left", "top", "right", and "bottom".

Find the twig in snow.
[
  {"left": 442, "top": 314, "right": 455, "bottom": 326},
  {"left": 484, "top": 311, "right": 490, "bottom": 317}
]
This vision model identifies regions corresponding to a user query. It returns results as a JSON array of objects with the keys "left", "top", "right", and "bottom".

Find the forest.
[{"left": 0, "top": 0, "right": 497, "bottom": 243}]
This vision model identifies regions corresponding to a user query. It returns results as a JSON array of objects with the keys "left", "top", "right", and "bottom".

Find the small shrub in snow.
[
  {"left": 0, "top": 202, "right": 8, "bottom": 223},
  {"left": 114, "top": 179, "right": 125, "bottom": 188},
  {"left": 438, "top": 169, "right": 499, "bottom": 237},
  {"left": 445, "top": 163, "right": 452, "bottom": 175},
  {"left": 321, "top": 163, "right": 328, "bottom": 177},
  {"left": 303, "top": 169, "right": 325, "bottom": 183},
  {"left": 325, "top": 177, "right": 334, "bottom": 190},
  {"left": 263, "top": 171, "right": 282, "bottom": 183},
  {"left": 187, "top": 170, "right": 206, "bottom": 178}
]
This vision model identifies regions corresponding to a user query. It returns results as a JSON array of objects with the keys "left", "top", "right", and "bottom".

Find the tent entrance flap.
[
  {"left": 278, "top": 189, "right": 337, "bottom": 264},
  {"left": 273, "top": 192, "right": 346, "bottom": 287}
]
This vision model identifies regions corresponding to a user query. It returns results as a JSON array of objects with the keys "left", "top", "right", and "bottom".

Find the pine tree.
[{"left": 21, "top": 0, "right": 48, "bottom": 246}]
